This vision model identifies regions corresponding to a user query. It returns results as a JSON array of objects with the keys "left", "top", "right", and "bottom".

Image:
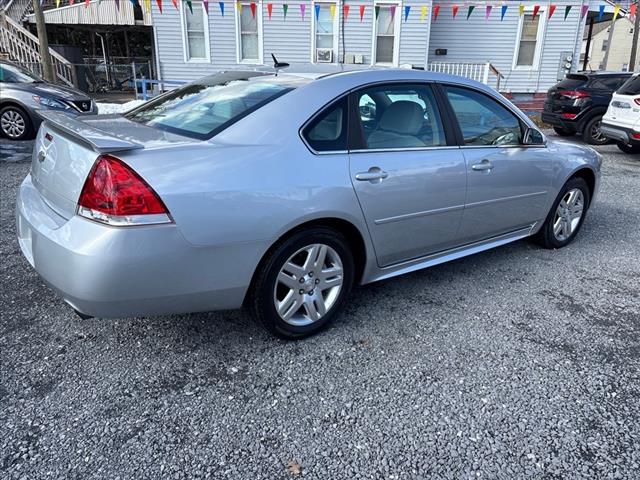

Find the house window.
[
  {"left": 602, "top": 39, "right": 608, "bottom": 52},
  {"left": 622, "top": 64, "right": 629, "bottom": 72},
  {"left": 374, "top": 4, "right": 399, "bottom": 65},
  {"left": 182, "top": 1, "right": 209, "bottom": 62},
  {"left": 514, "top": 12, "right": 543, "bottom": 68},
  {"left": 237, "top": 1, "right": 261, "bottom": 63},
  {"left": 313, "top": 2, "right": 337, "bottom": 63}
]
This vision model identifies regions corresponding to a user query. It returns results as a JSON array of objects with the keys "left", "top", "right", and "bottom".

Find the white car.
[{"left": 601, "top": 74, "right": 640, "bottom": 154}]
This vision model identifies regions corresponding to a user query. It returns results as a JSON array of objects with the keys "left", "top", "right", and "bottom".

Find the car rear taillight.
[
  {"left": 77, "top": 154, "right": 172, "bottom": 226},
  {"left": 558, "top": 90, "right": 590, "bottom": 100},
  {"left": 632, "top": 132, "right": 640, "bottom": 140},
  {"left": 561, "top": 113, "right": 578, "bottom": 119},
  {"left": 634, "top": 97, "right": 640, "bottom": 106}
]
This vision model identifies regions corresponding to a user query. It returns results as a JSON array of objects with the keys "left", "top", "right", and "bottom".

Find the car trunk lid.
[{"left": 30, "top": 112, "right": 194, "bottom": 219}]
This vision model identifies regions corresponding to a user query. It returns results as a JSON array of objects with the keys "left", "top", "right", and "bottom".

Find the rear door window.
[
  {"left": 553, "top": 76, "right": 588, "bottom": 91},
  {"left": 618, "top": 76, "right": 640, "bottom": 95}
]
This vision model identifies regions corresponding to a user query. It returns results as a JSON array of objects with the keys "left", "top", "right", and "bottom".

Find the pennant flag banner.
[
  {"left": 532, "top": 5, "right": 540, "bottom": 21},
  {"left": 202, "top": 0, "right": 207, "bottom": 14},
  {"left": 250, "top": 1, "right": 256, "bottom": 18},
  {"left": 390, "top": 4, "right": 396, "bottom": 20},
  {"left": 581, "top": 4, "right": 589, "bottom": 19},
  {"left": 115, "top": 0, "right": 120, "bottom": 11},
  {"left": 70, "top": 0, "right": 75, "bottom": 5},
  {"left": 267, "top": 3, "right": 272, "bottom": 19},
  {"left": 343, "top": 4, "right": 349, "bottom": 21},
  {"left": 300, "top": 3, "right": 305, "bottom": 20},
  {"left": 485, "top": 5, "right": 492, "bottom": 20},
  {"left": 466, "top": 5, "right": 474, "bottom": 20},
  {"left": 452, "top": 4, "right": 459, "bottom": 19},
  {"left": 404, "top": 5, "right": 410, "bottom": 22},
  {"left": 374, "top": 5, "right": 380, "bottom": 19},
  {"left": 330, "top": 4, "right": 336, "bottom": 19},
  {"left": 432, "top": 4, "right": 440, "bottom": 22},
  {"left": 282, "top": 3, "right": 288, "bottom": 20},
  {"left": 55, "top": 0, "right": 60, "bottom": 7},
  {"left": 598, "top": 4, "right": 605, "bottom": 21},
  {"left": 156, "top": 0, "right": 163, "bottom": 14},
  {"left": 143, "top": 0, "right": 151, "bottom": 13},
  {"left": 420, "top": 5, "right": 427, "bottom": 22},
  {"left": 85, "top": 0, "right": 90, "bottom": 7},
  {"left": 631, "top": 3, "right": 638, "bottom": 19},
  {"left": 218, "top": 1, "right": 224, "bottom": 15},
  {"left": 548, "top": 4, "right": 556, "bottom": 19},
  {"left": 612, "top": 4, "right": 621, "bottom": 22},
  {"left": 186, "top": 0, "right": 192, "bottom": 14},
  {"left": 130, "top": 0, "right": 138, "bottom": 7},
  {"left": 501, "top": 4, "right": 507, "bottom": 21},
  {"left": 564, "top": 5, "right": 571, "bottom": 20},
  {"left": 314, "top": 4, "right": 320, "bottom": 21},
  {"left": 360, "top": 4, "right": 365, "bottom": 22},
  {"left": 519, "top": 4, "right": 525, "bottom": 17}
]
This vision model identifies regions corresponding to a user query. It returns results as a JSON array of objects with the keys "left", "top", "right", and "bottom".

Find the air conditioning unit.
[{"left": 316, "top": 48, "right": 333, "bottom": 63}]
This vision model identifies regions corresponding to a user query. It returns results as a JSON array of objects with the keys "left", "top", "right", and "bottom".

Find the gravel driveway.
[{"left": 1, "top": 136, "right": 639, "bottom": 479}]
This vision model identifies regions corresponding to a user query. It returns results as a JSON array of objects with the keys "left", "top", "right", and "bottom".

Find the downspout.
[{"left": 534, "top": 0, "right": 551, "bottom": 93}]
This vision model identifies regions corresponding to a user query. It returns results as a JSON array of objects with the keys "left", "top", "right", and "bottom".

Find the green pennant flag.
[
  {"left": 466, "top": 5, "right": 475, "bottom": 20},
  {"left": 375, "top": 5, "right": 380, "bottom": 19},
  {"left": 283, "top": 3, "right": 288, "bottom": 19},
  {"left": 186, "top": 0, "right": 193, "bottom": 13},
  {"left": 564, "top": 5, "right": 572, "bottom": 20}
]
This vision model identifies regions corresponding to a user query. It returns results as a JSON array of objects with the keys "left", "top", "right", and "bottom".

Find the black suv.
[{"left": 542, "top": 72, "right": 632, "bottom": 145}]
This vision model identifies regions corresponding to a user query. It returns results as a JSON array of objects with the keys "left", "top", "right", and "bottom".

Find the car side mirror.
[{"left": 523, "top": 127, "right": 545, "bottom": 145}]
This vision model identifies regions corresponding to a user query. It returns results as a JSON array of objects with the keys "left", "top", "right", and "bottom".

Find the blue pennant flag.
[
  {"left": 404, "top": 5, "right": 410, "bottom": 22},
  {"left": 315, "top": 3, "right": 320, "bottom": 21},
  {"left": 598, "top": 4, "right": 605, "bottom": 21},
  {"left": 219, "top": 1, "right": 224, "bottom": 16},
  {"left": 501, "top": 5, "right": 508, "bottom": 21}
]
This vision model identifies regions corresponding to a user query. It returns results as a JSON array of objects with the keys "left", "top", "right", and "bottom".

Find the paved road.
[{"left": 1, "top": 136, "right": 639, "bottom": 479}]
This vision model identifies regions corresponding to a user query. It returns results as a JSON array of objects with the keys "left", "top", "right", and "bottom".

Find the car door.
[
  {"left": 441, "top": 85, "right": 554, "bottom": 244},
  {"left": 348, "top": 83, "right": 467, "bottom": 267}
]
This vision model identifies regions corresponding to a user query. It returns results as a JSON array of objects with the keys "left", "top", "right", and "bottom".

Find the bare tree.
[{"left": 32, "top": 0, "right": 55, "bottom": 83}]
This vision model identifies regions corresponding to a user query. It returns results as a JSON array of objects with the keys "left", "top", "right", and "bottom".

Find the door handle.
[
  {"left": 355, "top": 167, "right": 389, "bottom": 183},
  {"left": 471, "top": 160, "right": 494, "bottom": 171}
]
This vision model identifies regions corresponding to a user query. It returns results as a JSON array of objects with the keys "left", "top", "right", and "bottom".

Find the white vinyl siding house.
[{"left": 153, "top": 0, "right": 594, "bottom": 96}]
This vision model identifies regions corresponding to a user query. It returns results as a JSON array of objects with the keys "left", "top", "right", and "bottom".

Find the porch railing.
[
  {"left": 426, "top": 61, "right": 504, "bottom": 90},
  {"left": 0, "top": 12, "right": 76, "bottom": 86}
]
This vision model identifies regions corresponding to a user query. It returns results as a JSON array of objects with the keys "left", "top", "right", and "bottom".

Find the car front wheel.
[
  {"left": 534, "top": 177, "right": 590, "bottom": 249},
  {"left": 249, "top": 227, "right": 354, "bottom": 339},
  {"left": 617, "top": 142, "right": 640, "bottom": 154},
  {"left": 0, "top": 105, "right": 33, "bottom": 140}
]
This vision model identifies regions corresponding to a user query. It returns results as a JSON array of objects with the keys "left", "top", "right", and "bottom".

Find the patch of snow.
[{"left": 96, "top": 100, "right": 146, "bottom": 115}]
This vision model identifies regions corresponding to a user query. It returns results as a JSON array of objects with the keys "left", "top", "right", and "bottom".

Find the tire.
[
  {"left": 534, "top": 177, "right": 591, "bottom": 249},
  {"left": 249, "top": 227, "right": 354, "bottom": 339},
  {"left": 617, "top": 142, "right": 640, "bottom": 154},
  {"left": 553, "top": 126, "right": 575, "bottom": 137},
  {"left": 582, "top": 115, "right": 608, "bottom": 145},
  {"left": 0, "top": 105, "right": 33, "bottom": 140}
]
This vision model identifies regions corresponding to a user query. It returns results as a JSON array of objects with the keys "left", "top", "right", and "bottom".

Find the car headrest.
[{"left": 378, "top": 101, "right": 424, "bottom": 135}]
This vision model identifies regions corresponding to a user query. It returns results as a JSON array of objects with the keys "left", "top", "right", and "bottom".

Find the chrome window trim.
[{"left": 349, "top": 145, "right": 459, "bottom": 154}]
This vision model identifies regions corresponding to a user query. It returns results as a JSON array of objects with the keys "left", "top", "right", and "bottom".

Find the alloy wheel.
[
  {"left": 590, "top": 120, "right": 606, "bottom": 143},
  {"left": 1, "top": 109, "right": 26, "bottom": 139},
  {"left": 273, "top": 243, "right": 344, "bottom": 327},
  {"left": 553, "top": 188, "right": 584, "bottom": 242}
]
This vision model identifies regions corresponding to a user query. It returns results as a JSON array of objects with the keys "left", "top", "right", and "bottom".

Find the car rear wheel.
[
  {"left": 553, "top": 126, "right": 575, "bottom": 137},
  {"left": 534, "top": 177, "right": 590, "bottom": 249},
  {"left": 0, "top": 105, "right": 33, "bottom": 140},
  {"left": 249, "top": 227, "right": 354, "bottom": 339},
  {"left": 617, "top": 142, "right": 640, "bottom": 154},
  {"left": 582, "top": 116, "right": 608, "bottom": 145}
]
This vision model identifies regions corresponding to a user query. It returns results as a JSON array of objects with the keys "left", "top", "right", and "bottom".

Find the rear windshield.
[
  {"left": 553, "top": 75, "right": 587, "bottom": 90},
  {"left": 125, "top": 72, "right": 306, "bottom": 140},
  {"left": 618, "top": 75, "right": 640, "bottom": 96}
]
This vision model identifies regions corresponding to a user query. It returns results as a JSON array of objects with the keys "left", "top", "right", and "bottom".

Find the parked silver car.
[
  {"left": 0, "top": 61, "right": 97, "bottom": 140},
  {"left": 16, "top": 69, "right": 601, "bottom": 338}
]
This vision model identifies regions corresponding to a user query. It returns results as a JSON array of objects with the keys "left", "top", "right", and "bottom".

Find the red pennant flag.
[
  {"left": 171, "top": 0, "right": 178, "bottom": 9},
  {"left": 267, "top": 2, "right": 273, "bottom": 19},
  {"left": 631, "top": 4, "right": 638, "bottom": 19},
  {"left": 532, "top": 5, "right": 540, "bottom": 21},
  {"left": 452, "top": 4, "right": 459, "bottom": 19},
  {"left": 85, "top": 0, "right": 90, "bottom": 7},
  {"left": 70, "top": 0, "right": 75, "bottom": 4},
  {"left": 343, "top": 4, "right": 349, "bottom": 20},
  {"left": 548, "top": 4, "right": 556, "bottom": 19},
  {"left": 250, "top": 1, "right": 256, "bottom": 18},
  {"left": 156, "top": 0, "right": 163, "bottom": 13},
  {"left": 433, "top": 4, "right": 440, "bottom": 22},
  {"left": 359, "top": 4, "right": 365, "bottom": 22}
]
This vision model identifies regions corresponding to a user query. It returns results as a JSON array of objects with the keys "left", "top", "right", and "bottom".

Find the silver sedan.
[{"left": 16, "top": 68, "right": 601, "bottom": 338}]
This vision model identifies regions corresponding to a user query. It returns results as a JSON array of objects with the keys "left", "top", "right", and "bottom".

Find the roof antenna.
[{"left": 271, "top": 54, "right": 289, "bottom": 75}]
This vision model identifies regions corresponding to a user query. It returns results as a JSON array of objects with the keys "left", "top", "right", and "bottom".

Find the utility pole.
[
  {"left": 32, "top": 0, "right": 55, "bottom": 83},
  {"left": 631, "top": 2, "right": 640, "bottom": 71}
]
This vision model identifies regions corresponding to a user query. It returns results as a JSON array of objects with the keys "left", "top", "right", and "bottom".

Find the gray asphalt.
[{"left": 1, "top": 136, "right": 639, "bottom": 479}]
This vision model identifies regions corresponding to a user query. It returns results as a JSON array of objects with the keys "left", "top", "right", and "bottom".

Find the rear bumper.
[
  {"left": 541, "top": 112, "right": 578, "bottom": 131},
  {"left": 16, "top": 174, "right": 263, "bottom": 318},
  {"left": 600, "top": 122, "right": 640, "bottom": 145}
]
